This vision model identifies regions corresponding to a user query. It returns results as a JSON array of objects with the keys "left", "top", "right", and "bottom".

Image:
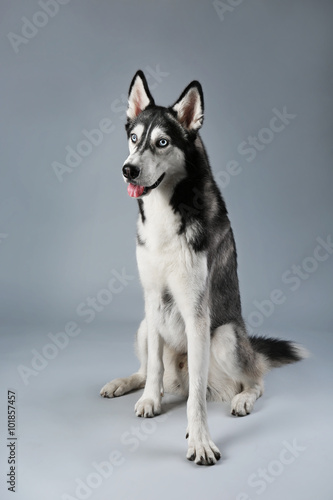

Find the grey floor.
[{"left": 0, "top": 322, "right": 332, "bottom": 500}]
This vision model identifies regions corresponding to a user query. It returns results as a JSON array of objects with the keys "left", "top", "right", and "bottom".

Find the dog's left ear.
[
  {"left": 127, "top": 70, "right": 155, "bottom": 120},
  {"left": 171, "top": 81, "right": 204, "bottom": 132}
]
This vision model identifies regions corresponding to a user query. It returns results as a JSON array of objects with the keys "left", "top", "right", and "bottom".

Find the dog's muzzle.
[{"left": 122, "top": 163, "right": 165, "bottom": 198}]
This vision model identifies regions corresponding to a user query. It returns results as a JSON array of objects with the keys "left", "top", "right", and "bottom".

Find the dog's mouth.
[{"left": 127, "top": 173, "right": 165, "bottom": 198}]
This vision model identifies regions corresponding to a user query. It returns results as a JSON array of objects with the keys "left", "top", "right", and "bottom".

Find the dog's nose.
[{"left": 122, "top": 164, "right": 140, "bottom": 180}]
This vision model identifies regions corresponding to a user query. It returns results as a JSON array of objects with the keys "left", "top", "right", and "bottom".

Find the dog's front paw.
[
  {"left": 135, "top": 397, "right": 161, "bottom": 418},
  {"left": 186, "top": 434, "right": 221, "bottom": 466}
]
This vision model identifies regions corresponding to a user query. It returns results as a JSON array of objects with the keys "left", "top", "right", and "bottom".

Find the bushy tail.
[{"left": 249, "top": 335, "right": 309, "bottom": 369}]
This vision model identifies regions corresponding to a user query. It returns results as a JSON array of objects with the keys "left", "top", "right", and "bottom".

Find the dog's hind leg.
[
  {"left": 100, "top": 319, "right": 147, "bottom": 398},
  {"left": 211, "top": 323, "right": 265, "bottom": 416},
  {"left": 230, "top": 335, "right": 307, "bottom": 416}
]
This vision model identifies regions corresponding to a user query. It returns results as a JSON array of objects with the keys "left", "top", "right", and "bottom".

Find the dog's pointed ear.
[
  {"left": 127, "top": 70, "right": 155, "bottom": 120},
  {"left": 171, "top": 81, "right": 204, "bottom": 132}
]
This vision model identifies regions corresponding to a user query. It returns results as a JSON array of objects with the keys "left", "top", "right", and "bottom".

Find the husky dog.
[{"left": 100, "top": 70, "right": 307, "bottom": 465}]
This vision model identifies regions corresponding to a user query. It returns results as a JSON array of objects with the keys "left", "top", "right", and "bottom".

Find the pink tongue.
[{"left": 127, "top": 183, "right": 145, "bottom": 198}]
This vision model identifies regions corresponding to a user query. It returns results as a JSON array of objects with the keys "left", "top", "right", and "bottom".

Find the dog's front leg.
[
  {"left": 135, "top": 293, "right": 164, "bottom": 417},
  {"left": 185, "top": 313, "right": 221, "bottom": 465}
]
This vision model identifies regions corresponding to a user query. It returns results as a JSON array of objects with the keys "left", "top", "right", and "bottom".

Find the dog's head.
[{"left": 122, "top": 70, "right": 204, "bottom": 198}]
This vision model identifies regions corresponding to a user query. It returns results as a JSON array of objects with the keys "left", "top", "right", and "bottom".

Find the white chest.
[
  {"left": 135, "top": 192, "right": 208, "bottom": 353},
  {"left": 139, "top": 192, "right": 181, "bottom": 250},
  {"left": 136, "top": 194, "right": 197, "bottom": 292}
]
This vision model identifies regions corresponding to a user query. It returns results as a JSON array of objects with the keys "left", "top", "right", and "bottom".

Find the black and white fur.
[{"left": 100, "top": 71, "right": 308, "bottom": 466}]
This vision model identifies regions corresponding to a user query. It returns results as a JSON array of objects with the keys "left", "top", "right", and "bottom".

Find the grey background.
[{"left": 0, "top": 1, "right": 332, "bottom": 499}]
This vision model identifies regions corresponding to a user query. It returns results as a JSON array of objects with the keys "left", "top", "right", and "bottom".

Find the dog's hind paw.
[
  {"left": 231, "top": 393, "right": 254, "bottom": 416},
  {"left": 100, "top": 373, "right": 146, "bottom": 398},
  {"left": 100, "top": 376, "right": 136, "bottom": 398},
  {"left": 100, "top": 378, "right": 127, "bottom": 398}
]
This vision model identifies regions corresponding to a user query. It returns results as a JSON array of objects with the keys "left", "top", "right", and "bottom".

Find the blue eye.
[
  {"left": 157, "top": 138, "right": 168, "bottom": 148},
  {"left": 131, "top": 133, "right": 137, "bottom": 143}
]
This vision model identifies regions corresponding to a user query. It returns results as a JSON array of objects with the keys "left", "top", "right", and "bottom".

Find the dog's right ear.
[{"left": 127, "top": 70, "right": 155, "bottom": 121}]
